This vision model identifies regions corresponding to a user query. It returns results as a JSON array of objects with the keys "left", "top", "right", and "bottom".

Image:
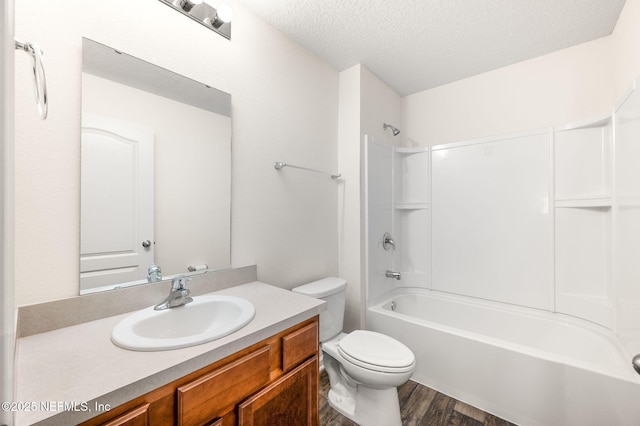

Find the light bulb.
[{"left": 216, "top": 3, "right": 234, "bottom": 23}]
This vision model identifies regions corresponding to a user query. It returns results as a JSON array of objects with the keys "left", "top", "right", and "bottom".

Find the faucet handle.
[
  {"left": 382, "top": 232, "right": 396, "bottom": 250},
  {"left": 171, "top": 275, "right": 192, "bottom": 290}
]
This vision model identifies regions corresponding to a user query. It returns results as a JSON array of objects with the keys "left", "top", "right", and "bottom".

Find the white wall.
[
  {"left": 361, "top": 67, "right": 403, "bottom": 147},
  {"left": 338, "top": 64, "right": 401, "bottom": 331},
  {"left": 14, "top": 0, "right": 339, "bottom": 305},
  {"left": 611, "top": 0, "right": 640, "bottom": 101},
  {"left": 337, "top": 65, "right": 361, "bottom": 332},
  {"left": 1, "top": 1, "right": 15, "bottom": 423},
  {"left": 401, "top": 37, "right": 612, "bottom": 146}
]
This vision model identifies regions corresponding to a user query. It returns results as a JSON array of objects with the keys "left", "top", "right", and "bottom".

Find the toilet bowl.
[
  {"left": 292, "top": 278, "right": 415, "bottom": 426},
  {"left": 326, "top": 330, "right": 415, "bottom": 388}
]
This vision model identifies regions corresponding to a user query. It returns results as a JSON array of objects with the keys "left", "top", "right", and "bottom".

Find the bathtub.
[{"left": 366, "top": 289, "right": 640, "bottom": 426}]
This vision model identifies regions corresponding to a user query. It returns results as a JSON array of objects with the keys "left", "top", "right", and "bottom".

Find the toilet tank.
[{"left": 292, "top": 277, "right": 347, "bottom": 343}]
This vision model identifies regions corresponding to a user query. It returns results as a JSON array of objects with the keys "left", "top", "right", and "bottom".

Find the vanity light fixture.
[
  {"left": 159, "top": 0, "right": 233, "bottom": 39},
  {"left": 204, "top": 2, "right": 234, "bottom": 29},
  {"left": 173, "top": 0, "right": 203, "bottom": 12}
]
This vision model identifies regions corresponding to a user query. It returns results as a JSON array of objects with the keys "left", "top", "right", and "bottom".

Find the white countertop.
[{"left": 15, "top": 282, "right": 325, "bottom": 425}]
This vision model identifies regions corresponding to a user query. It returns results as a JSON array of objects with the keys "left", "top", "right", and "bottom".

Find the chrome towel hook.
[{"left": 15, "top": 39, "right": 48, "bottom": 120}]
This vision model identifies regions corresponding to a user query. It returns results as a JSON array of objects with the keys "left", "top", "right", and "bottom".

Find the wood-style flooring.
[{"left": 319, "top": 370, "right": 517, "bottom": 426}]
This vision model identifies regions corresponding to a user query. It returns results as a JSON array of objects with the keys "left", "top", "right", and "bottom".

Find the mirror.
[{"left": 80, "top": 38, "right": 231, "bottom": 294}]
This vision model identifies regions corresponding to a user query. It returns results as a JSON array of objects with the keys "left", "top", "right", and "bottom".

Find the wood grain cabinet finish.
[
  {"left": 80, "top": 317, "right": 319, "bottom": 426},
  {"left": 177, "top": 346, "right": 271, "bottom": 426},
  {"left": 281, "top": 322, "right": 318, "bottom": 372},
  {"left": 101, "top": 403, "right": 150, "bottom": 426},
  {"left": 238, "top": 357, "right": 319, "bottom": 426}
]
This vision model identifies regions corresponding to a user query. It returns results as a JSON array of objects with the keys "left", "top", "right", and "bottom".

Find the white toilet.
[{"left": 292, "top": 277, "right": 415, "bottom": 426}]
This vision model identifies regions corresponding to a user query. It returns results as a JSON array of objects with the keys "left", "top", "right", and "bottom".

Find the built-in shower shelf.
[
  {"left": 394, "top": 147, "right": 429, "bottom": 208},
  {"left": 555, "top": 196, "right": 612, "bottom": 208},
  {"left": 394, "top": 202, "right": 429, "bottom": 210}
]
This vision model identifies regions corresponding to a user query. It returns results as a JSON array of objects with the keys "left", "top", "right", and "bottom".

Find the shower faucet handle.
[{"left": 383, "top": 232, "right": 396, "bottom": 250}]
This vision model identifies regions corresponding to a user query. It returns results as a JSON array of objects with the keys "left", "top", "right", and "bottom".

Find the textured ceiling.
[{"left": 239, "top": 0, "right": 627, "bottom": 96}]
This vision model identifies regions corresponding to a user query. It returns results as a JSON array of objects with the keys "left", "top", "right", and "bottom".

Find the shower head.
[{"left": 383, "top": 123, "right": 400, "bottom": 136}]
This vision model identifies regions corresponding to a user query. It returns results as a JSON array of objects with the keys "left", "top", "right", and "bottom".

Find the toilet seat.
[{"left": 337, "top": 330, "right": 415, "bottom": 373}]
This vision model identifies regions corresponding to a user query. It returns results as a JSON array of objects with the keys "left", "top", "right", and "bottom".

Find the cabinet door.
[
  {"left": 238, "top": 357, "right": 318, "bottom": 426},
  {"left": 101, "top": 403, "right": 150, "bottom": 426}
]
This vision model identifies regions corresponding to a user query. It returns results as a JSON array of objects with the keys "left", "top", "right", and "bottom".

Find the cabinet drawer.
[
  {"left": 177, "top": 346, "right": 271, "bottom": 426},
  {"left": 281, "top": 321, "right": 318, "bottom": 371}
]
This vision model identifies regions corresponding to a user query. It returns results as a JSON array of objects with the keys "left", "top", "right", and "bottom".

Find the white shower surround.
[
  {"left": 431, "top": 129, "right": 554, "bottom": 312},
  {"left": 365, "top": 76, "right": 640, "bottom": 424}
]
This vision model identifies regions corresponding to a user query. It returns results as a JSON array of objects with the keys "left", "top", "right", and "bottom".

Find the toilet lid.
[{"left": 337, "top": 330, "right": 415, "bottom": 372}]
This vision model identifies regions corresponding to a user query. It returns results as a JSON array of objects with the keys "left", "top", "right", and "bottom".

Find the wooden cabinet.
[
  {"left": 177, "top": 346, "right": 271, "bottom": 425},
  {"left": 101, "top": 404, "right": 150, "bottom": 426},
  {"left": 238, "top": 357, "right": 318, "bottom": 426},
  {"left": 281, "top": 322, "right": 319, "bottom": 372},
  {"left": 80, "top": 317, "right": 319, "bottom": 426}
]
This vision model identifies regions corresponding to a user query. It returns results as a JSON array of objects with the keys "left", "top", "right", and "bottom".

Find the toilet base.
[{"left": 327, "top": 385, "right": 402, "bottom": 426}]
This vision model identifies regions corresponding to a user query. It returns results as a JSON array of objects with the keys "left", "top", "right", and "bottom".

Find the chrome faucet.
[
  {"left": 154, "top": 276, "right": 193, "bottom": 310},
  {"left": 147, "top": 263, "right": 162, "bottom": 283},
  {"left": 386, "top": 270, "right": 401, "bottom": 280}
]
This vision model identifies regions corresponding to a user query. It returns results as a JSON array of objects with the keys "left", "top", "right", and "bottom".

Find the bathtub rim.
[{"left": 367, "top": 287, "right": 640, "bottom": 384}]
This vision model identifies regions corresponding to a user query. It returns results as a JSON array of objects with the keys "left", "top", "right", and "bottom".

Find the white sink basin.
[{"left": 111, "top": 294, "right": 255, "bottom": 351}]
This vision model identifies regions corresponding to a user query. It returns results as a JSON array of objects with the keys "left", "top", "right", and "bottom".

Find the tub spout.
[{"left": 386, "top": 270, "right": 401, "bottom": 280}]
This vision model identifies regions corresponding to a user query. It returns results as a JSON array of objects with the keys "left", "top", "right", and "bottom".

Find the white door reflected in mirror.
[{"left": 80, "top": 114, "right": 154, "bottom": 290}]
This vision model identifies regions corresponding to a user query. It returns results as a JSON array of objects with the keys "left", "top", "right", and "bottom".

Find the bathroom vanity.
[
  {"left": 15, "top": 280, "right": 324, "bottom": 425},
  {"left": 81, "top": 317, "right": 319, "bottom": 425}
]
